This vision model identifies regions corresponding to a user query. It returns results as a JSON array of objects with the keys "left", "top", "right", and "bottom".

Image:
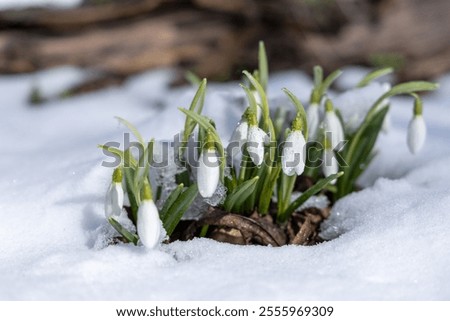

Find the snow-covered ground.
[
  {"left": 1, "top": 66, "right": 449, "bottom": 300},
  {"left": 0, "top": 0, "right": 80, "bottom": 10}
]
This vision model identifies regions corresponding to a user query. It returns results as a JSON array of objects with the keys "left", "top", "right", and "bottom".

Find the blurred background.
[{"left": 0, "top": 0, "right": 449, "bottom": 94}]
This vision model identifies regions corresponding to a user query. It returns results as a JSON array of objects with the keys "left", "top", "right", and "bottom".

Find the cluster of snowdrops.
[{"left": 100, "top": 43, "right": 437, "bottom": 249}]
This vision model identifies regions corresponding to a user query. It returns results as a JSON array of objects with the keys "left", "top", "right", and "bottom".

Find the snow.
[
  {"left": 0, "top": 0, "right": 81, "bottom": 10},
  {"left": 1, "top": 65, "right": 450, "bottom": 300}
]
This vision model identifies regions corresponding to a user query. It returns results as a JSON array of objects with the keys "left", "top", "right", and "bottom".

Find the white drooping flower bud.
[
  {"left": 322, "top": 145, "right": 339, "bottom": 185},
  {"left": 104, "top": 167, "right": 124, "bottom": 218},
  {"left": 323, "top": 99, "right": 344, "bottom": 150},
  {"left": 306, "top": 103, "right": 320, "bottom": 142},
  {"left": 229, "top": 120, "right": 248, "bottom": 151},
  {"left": 407, "top": 115, "right": 426, "bottom": 154},
  {"left": 282, "top": 130, "right": 306, "bottom": 176},
  {"left": 247, "top": 125, "right": 269, "bottom": 166},
  {"left": 407, "top": 96, "right": 426, "bottom": 155},
  {"left": 137, "top": 182, "right": 164, "bottom": 249},
  {"left": 228, "top": 119, "right": 249, "bottom": 176},
  {"left": 197, "top": 147, "right": 220, "bottom": 198}
]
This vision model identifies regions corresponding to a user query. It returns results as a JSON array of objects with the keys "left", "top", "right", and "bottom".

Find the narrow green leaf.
[
  {"left": 185, "top": 70, "right": 201, "bottom": 86},
  {"left": 178, "top": 108, "right": 225, "bottom": 181},
  {"left": 282, "top": 88, "right": 308, "bottom": 140},
  {"left": 357, "top": 67, "right": 394, "bottom": 87},
  {"left": 258, "top": 165, "right": 281, "bottom": 215},
  {"left": 183, "top": 79, "right": 207, "bottom": 143},
  {"left": 320, "top": 69, "right": 342, "bottom": 94},
  {"left": 370, "top": 81, "right": 439, "bottom": 116},
  {"left": 199, "top": 224, "right": 209, "bottom": 238},
  {"left": 115, "top": 117, "right": 145, "bottom": 147},
  {"left": 385, "top": 81, "right": 438, "bottom": 97},
  {"left": 136, "top": 141, "right": 154, "bottom": 191},
  {"left": 224, "top": 176, "right": 259, "bottom": 213},
  {"left": 108, "top": 217, "right": 139, "bottom": 245},
  {"left": 163, "top": 184, "right": 198, "bottom": 236},
  {"left": 280, "top": 172, "right": 344, "bottom": 222},
  {"left": 258, "top": 41, "right": 269, "bottom": 91},
  {"left": 179, "top": 109, "right": 218, "bottom": 141},
  {"left": 98, "top": 145, "right": 137, "bottom": 168},
  {"left": 159, "top": 183, "right": 184, "bottom": 221},
  {"left": 337, "top": 106, "right": 388, "bottom": 198},
  {"left": 313, "top": 66, "right": 323, "bottom": 88},
  {"left": 241, "top": 84, "right": 258, "bottom": 115},
  {"left": 123, "top": 166, "right": 138, "bottom": 223},
  {"left": 242, "top": 70, "right": 276, "bottom": 162}
]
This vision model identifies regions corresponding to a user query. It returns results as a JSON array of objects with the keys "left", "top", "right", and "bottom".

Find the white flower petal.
[
  {"left": 247, "top": 126, "right": 268, "bottom": 166},
  {"left": 407, "top": 115, "right": 426, "bottom": 154},
  {"left": 322, "top": 148, "right": 338, "bottom": 184},
  {"left": 229, "top": 120, "right": 248, "bottom": 144},
  {"left": 228, "top": 121, "right": 248, "bottom": 157},
  {"left": 197, "top": 149, "right": 220, "bottom": 197},
  {"left": 323, "top": 111, "right": 344, "bottom": 150},
  {"left": 307, "top": 103, "right": 320, "bottom": 141},
  {"left": 104, "top": 182, "right": 124, "bottom": 218},
  {"left": 137, "top": 199, "right": 163, "bottom": 249},
  {"left": 282, "top": 131, "right": 306, "bottom": 176}
]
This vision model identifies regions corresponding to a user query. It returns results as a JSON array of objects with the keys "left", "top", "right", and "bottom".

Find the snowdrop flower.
[
  {"left": 228, "top": 119, "right": 248, "bottom": 153},
  {"left": 197, "top": 133, "right": 220, "bottom": 198},
  {"left": 104, "top": 167, "right": 124, "bottom": 218},
  {"left": 323, "top": 99, "right": 344, "bottom": 150},
  {"left": 322, "top": 137, "right": 339, "bottom": 184},
  {"left": 247, "top": 124, "right": 269, "bottom": 166},
  {"left": 407, "top": 97, "right": 426, "bottom": 154},
  {"left": 282, "top": 130, "right": 306, "bottom": 176},
  {"left": 307, "top": 89, "right": 321, "bottom": 142},
  {"left": 137, "top": 182, "right": 164, "bottom": 249},
  {"left": 228, "top": 118, "right": 248, "bottom": 175},
  {"left": 307, "top": 103, "right": 320, "bottom": 142}
]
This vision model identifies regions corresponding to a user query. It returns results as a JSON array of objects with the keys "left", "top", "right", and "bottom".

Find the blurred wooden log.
[
  {"left": 0, "top": 0, "right": 169, "bottom": 30},
  {"left": 0, "top": 0, "right": 449, "bottom": 91},
  {"left": 303, "top": 0, "right": 450, "bottom": 80}
]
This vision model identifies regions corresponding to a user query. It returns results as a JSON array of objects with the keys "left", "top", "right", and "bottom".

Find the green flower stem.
[{"left": 277, "top": 173, "right": 296, "bottom": 216}]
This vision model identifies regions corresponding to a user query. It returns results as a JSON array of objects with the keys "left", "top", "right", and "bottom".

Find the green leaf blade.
[
  {"left": 224, "top": 176, "right": 259, "bottom": 213},
  {"left": 280, "top": 172, "right": 344, "bottom": 222},
  {"left": 108, "top": 217, "right": 139, "bottom": 245},
  {"left": 163, "top": 184, "right": 199, "bottom": 236},
  {"left": 357, "top": 67, "right": 394, "bottom": 87}
]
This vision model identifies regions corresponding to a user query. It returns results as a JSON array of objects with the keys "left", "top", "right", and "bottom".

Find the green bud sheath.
[
  {"left": 310, "top": 88, "right": 321, "bottom": 104},
  {"left": 204, "top": 130, "right": 216, "bottom": 151},
  {"left": 325, "top": 99, "right": 334, "bottom": 113},
  {"left": 246, "top": 110, "right": 258, "bottom": 127},
  {"left": 141, "top": 181, "right": 153, "bottom": 201},
  {"left": 413, "top": 96, "right": 423, "bottom": 116},
  {"left": 292, "top": 113, "right": 303, "bottom": 132},
  {"left": 112, "top": 167, "right": 123, "bottom": 183}
]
